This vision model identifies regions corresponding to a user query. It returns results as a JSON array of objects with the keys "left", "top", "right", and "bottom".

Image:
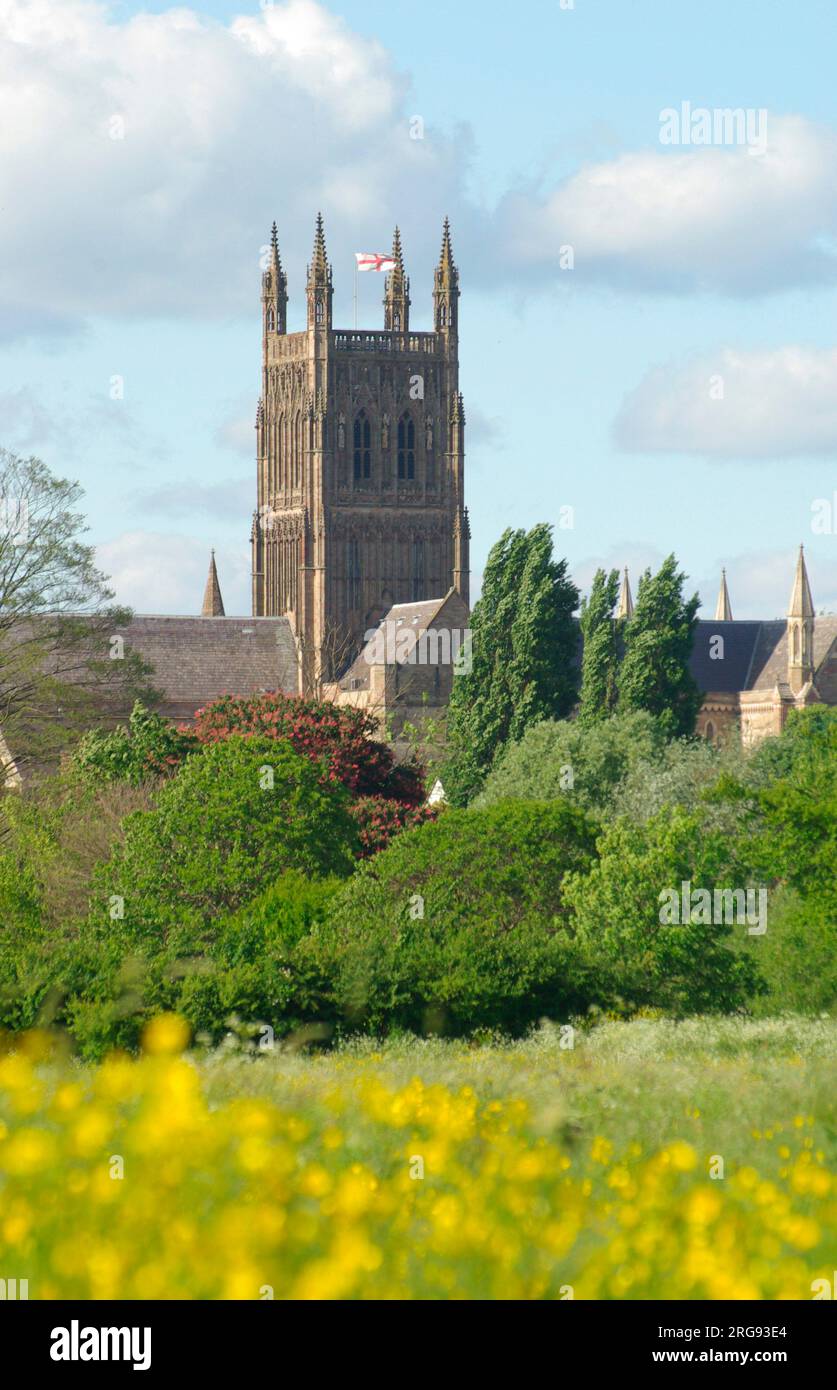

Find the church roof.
[
  {"left": 690, "top": 616, "right": 837, "bottom": 694},
  {"left": 689, "top": 620, "right": 763, "bottom": 693},
  {"left": 117, "top": 614, "right": 298, "bottom": 721},
  {"left": 337, "top": 592, "right": 469, "bottom": 690}
]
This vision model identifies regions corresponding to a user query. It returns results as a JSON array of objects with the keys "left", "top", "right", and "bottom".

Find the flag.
[{"left": 355, "top": 252, "right": 396, "bottom": 273}]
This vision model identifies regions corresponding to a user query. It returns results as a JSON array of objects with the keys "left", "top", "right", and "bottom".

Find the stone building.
[
  {"left": 250, "top": 215, "right": 469, "bottom": 690},
  {"left": 677, "top": 547, "right": 834, "bottom": 744}
]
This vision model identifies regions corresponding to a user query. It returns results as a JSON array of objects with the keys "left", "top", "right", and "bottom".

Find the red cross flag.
[{"left": 355, "top": 252, "right": 396, "bottom": 272}]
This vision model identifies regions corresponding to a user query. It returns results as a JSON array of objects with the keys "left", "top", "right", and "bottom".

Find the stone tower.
[{"left": 251, "top": 215, "right": 469, "bottom": 691}]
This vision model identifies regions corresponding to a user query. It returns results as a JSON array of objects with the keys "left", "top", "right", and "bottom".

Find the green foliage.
[
  {"left": 578, "top": 567, "right": 620, "bottom": 726},
  {"left": 91, "top": 735, "right": 358, "bottom": 937},
  {"left": 611, "top": 728, "right": 758, "bottom": 830},
  {"left": 617, "top": 554, "right": 702, "bottom": 739},
  {"left": 476, "top": 709, "right": 668, "bottom": 814},
  {"left": 0, "top": 449, "right": 157, "bottom": 769},
  {"left": 563, "top": 809, "right": 764, "bottom": 1016},
  {"left": 72, "top": 701, "right": 197, "bottom": 784},
  {"left": 307, "top": 800, "right": 599, "bottom": 1036},
  {"left": 741, "top": 887, "right": 837, "bottom": 1017},
  {"left": 444, "top": 525, "right": 580, "bottom": 804}
]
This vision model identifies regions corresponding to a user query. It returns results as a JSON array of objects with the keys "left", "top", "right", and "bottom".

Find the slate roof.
[
  {"left": 688, "top": 620, "right": 763, "bottom": 693},
  {"left": 118, "top": 614, "right": 298, "bottom": 721},
  {"left": 689, "top": 617, "right": 837, "bottom": 694}
]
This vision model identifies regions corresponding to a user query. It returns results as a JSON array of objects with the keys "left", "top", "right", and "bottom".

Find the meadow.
[{"left": 1, "top": 1016, "right": 834, "bottom": 1300}]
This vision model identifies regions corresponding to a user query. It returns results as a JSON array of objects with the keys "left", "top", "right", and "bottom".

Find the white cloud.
[
  {"left": 5, "top": 3, "right": 837, "bottom": 332},
  {"left": 97, "top": 528, "right": 250, "bottom": 613},
  {"left": 492, "top": 115, "right": 837, "bottom": 295},
  {"left": 615, "top": 346, "right": 837, "bottom": 458},
  {"left": 0, "top": 0, "right": 466, "bottom": 333}
]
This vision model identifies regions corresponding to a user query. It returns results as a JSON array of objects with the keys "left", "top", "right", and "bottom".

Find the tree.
[
  {"left": 0, "top": 450, "right": 155, "bottom": 775},
  {"left": 617, "top": 554, "right": 702, "bottom": 738},
  {"left": 444, "top": 525, "right": 580, "bottom": 803},
  {"left": 476, "top": 709, "right": 668, "bottom": 814},
  {"left": 93, "top": 735, "right": 359, "bottom": 934},
  {"left": 563, "top": 809, "right": 764, "bottom": 1016},
  {"left": 578, "top": 567, "right": 620, "bottom": 726},
  {"left": 308, "top": 799, "right": 599, "bottom": 1036},
  {"left": 73, "top": 701, "right": 197, "bottom": 785},
  {"left": 190, "top": 691, "right": 425, "bottom": 803}
]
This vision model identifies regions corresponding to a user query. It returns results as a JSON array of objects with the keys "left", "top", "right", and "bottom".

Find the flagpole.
[{"left": 354, "top": 260, "right": 358, "bottom": 330}]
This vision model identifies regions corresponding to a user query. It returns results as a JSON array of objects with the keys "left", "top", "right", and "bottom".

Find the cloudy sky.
[{"left": 2, "top": 0, "right": 836, "bottom": 617}]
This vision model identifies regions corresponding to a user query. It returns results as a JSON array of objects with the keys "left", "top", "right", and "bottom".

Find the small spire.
[
  {"left": 201, "top": 549, "right": 225, "bottom": 618},
  {"left": 439, "top": 216, "right": 454, "bottom": 270},
  {"left": 384, "top": 225, "right": 410, "bottom": 330},
  {"left": 616, "top": 567, "right": 634, "bottom": 620},
  {"left": 714, "top": 567, "right": 733, "bottom": 621},
  {"left": 310, "top": 211, "right": 328, "bottom": 274},
  {"left": 270, "top": 220, "right": 279, "bottom": 261},
  {"left": 788, "top": 544, "right": 814, "bottom": 618}
]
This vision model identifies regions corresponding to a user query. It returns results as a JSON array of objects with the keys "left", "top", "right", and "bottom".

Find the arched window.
[
  {"left": 353, "top": 411, "right": 371, "bottom": 480},
  {"left": 266, "top": 307, "right": 275, "bottom": 331},
  {"left": 347, "top": 537, "right": 362, "bottom": 609},
  {"left": 397, "top": 413, "right": 415, "bottom": 480},
  {"left": 704, "top": 720, "right": 715, "bottom": 745},
  {"left": 439, "top": 303, "right": 447, "bottom": 327},
  {"left": 294, "top": 411, "right": 303, "bottom": 488},
  {"left": 315, "top": 297, "right": 324, "bottom": 326},
  {"left": 412, "top": 536, "right": 425, "bottom": 600}
]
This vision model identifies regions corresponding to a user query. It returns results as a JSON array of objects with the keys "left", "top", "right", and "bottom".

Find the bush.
[
  {"left": 562, "top": 809, "right": 765, "bottom": 1016},
  {"left": 191, "top": 691, "right": 425, "bottom": 804},
  {"left": 306, "top": 800, "right": 599, "bottom": 1036},
  {"left": 476, "top": 710, "right": 668, "bottom": 814},
  {"left": 741, "top": 886, "right": 837, "bottom": 1017},
  {"left": 89, "top": 734, "right": 358, "bottom": 939},
  {"left": 175, "top": 872, "right": 339, "bottom": 1044},
  {"left": 72, "top": 701, "right": 197, "bottom": 784}
]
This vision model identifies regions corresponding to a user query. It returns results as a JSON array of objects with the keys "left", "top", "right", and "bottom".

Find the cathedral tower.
[{"left": 251, "top": 215, "right": 469, "bottom": 691}]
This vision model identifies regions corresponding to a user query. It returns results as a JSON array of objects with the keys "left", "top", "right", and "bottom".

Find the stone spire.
[
  {"left": 383, "top": 226, "right": 410, "bottom": 332},
  {"left": 616, "top": 567, "right": 634, "bottom": 620},
  {"left": 788, "top": 544, "right": 814, "bottom": 619},
  {"left": 787, "top": 545, "right": 814, "bottom": 692},
  {"left": 306, "top": 212, "right": 333, "bottom": 330},
  {"left": 262, "top": 220, "right": 288, "bottom": 335},
  {"left": 433, "top": 216, "right": 459, "bottom": 336},
  {"left": 714, "top": 568, "right": 733, "bottom": 621},
  {"left": 201, "top": 550, "right": 225, "bottom": 618}
]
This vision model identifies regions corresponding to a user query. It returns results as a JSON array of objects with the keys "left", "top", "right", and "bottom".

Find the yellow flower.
[{"left": 141, "top": 1013, "right": 191, "bottom": 1056}]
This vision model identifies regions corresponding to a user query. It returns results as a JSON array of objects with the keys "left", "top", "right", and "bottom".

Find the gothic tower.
[{"left": 251, "top": 215, "right": 469, "bottom": 691}]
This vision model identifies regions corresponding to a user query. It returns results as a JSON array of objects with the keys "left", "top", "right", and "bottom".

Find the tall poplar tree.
[
  {"left": 617, "top": 554, "right": 702, "bottom": 739},
  {"left": 443, "top": 524, "right": 580, "bottom": 804},
  {"left": 578, "top": 567, "right": 620, "bottom": 726}
]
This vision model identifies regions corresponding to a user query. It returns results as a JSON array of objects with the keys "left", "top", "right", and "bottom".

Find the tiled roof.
[{"left": 118, "top": 614, "right": 298, "bottom": 720}]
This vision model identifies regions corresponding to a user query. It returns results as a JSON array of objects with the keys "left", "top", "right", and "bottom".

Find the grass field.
[{"left": 0, "top": 1017, "right": 834, "bottom": 1300}]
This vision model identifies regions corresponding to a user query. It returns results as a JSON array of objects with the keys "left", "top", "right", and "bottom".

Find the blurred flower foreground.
[{"left": 0, "top": 1018, "right": 834, "bottom": 1301}]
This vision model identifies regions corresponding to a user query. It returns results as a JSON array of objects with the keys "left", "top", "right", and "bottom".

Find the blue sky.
[{"left": 2, "top": 0, "right": 836, "bottom": 617}]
